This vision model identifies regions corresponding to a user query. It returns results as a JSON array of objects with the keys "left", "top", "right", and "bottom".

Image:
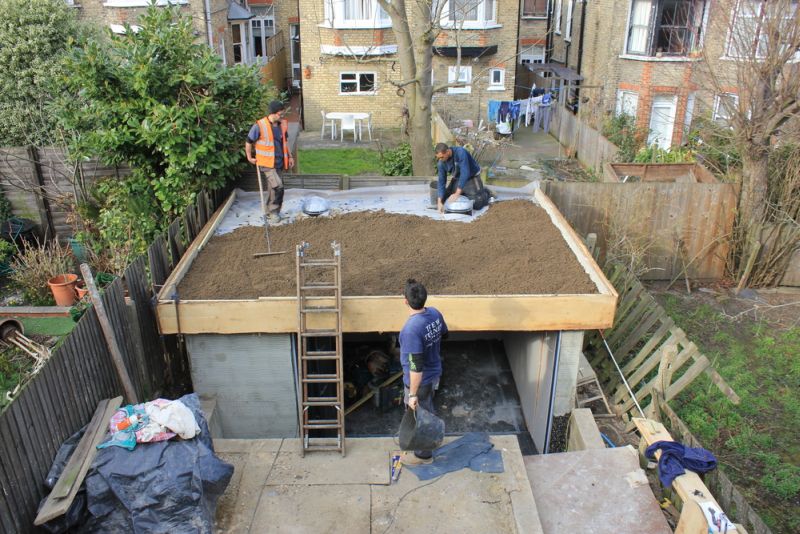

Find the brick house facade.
[
  {"left": 70, "top": 1, "right": 297, "bottom": 89},
  {"left": 299, "top": 0, "right": 520, "bottom": 131},
  {"left": 550, "top": 0, "right": 743, "bottom": 148}
]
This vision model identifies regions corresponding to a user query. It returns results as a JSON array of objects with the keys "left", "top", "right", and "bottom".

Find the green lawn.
[
  {"left": 658, "top": 295, "right": 800, "bottom": 533},
  {"left": 297, "top": 148, "right": 382, "bottom": 175},
  {"left": 0, "top": 345, "right": 33, "bottom": 409}
]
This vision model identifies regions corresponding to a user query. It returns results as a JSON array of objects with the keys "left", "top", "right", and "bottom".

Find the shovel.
[{"left": 253, "top": 165, "right": 288, "bottom": 258}]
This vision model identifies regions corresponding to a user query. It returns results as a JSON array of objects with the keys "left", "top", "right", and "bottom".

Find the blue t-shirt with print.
[{"left": 399, "top": 307, "right": 447, "bottom": 387}]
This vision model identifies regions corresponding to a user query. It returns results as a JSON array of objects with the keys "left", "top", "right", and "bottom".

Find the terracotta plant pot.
[
  {"left": 48, "top": 274, "right": 79, "bottom": 306},
  {"left": 75, "top": 281, "right": 89, "bottom": 300}
]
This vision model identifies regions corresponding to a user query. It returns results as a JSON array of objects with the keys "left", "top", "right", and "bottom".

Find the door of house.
[
  {"left": 647, "top": 94, "right": 678, "bottom": 149},
  {"left": 290, "top": 24, "right": 301, "bottom": 89}
]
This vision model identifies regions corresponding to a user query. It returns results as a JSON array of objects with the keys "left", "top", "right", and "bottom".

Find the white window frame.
[
  {"left": 520, "top": 45, "right": 546, "bottom": 64},
  {"left": 615, "top": 90, "right": 639, "bottom": 117},
  {"left": 231, "top": 22, "right": 247, "bottom": 65},
  {"left": 439, "top": 0, "right": 500, "bottom": 29},
  {"left": 647, "top": 94, "right": 678, "bottom": 148},
  {"left": 683, "top": 92, "right": 696, "bottom": 141},
  {"left": 554, "top": 0, "right": 563, "bottom": 34},
  {"left": 323, "top": 0, "right": 392, "bottom": 29},
  {"left": 625, "top": 0, "right": 708, "bottom": 57},
  {"left": 448, "top": 65, "right": 472, "bottom": 94},
  {"left": 339, "top": 72, "right": 378, "bottom": 95},
  {"left": 564, "top": 0, "right": 575, "bottom": 41},
  {"left": 488, "top": 68, "right": 505, "bottom": 90},
  {"left": 712, "top": 93, "right": 739, "bottom": 123},
  {"left": 251, "top": 6, "right": 276, "bottom": 64}
]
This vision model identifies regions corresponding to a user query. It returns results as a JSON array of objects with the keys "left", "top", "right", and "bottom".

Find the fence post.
[{"left": 26, "top": 145, "right": 56, "bottom": 240}]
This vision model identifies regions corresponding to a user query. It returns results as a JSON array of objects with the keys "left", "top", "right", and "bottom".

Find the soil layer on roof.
[{"left": 176, "top": 199, "right": 598, "bottom": 299}]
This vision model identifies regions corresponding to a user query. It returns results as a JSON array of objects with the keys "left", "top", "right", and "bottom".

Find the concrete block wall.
[
  {"left": 300, "top": 0, "right": 519, "bottom": 131},
  {"left": 502, "top": 330, "right": 584, "bottom": 453},
  {"left": 187, "top": 334, "right": 298, "bottom": 439}
]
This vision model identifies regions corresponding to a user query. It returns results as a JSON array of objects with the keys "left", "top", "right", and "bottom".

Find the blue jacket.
[{"left": 437, "top": 146, "right": 481, "bottom": 200}]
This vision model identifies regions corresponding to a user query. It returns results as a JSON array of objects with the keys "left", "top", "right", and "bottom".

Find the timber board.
[{"left": 156, "top": 188, "right": 618, "bottom": 334}]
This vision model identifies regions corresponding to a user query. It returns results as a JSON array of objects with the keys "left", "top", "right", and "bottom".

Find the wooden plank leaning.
[
  {"left": 34, "top": 396, "right": 123, "bottom": 525},
  {"left": 80, "top": 264, "right": 139, "bottom": 405}
]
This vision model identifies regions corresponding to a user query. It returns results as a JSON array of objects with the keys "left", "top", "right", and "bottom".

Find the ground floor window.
[
  {"left": 713, "top": 93, "right": 738, "bottom": 125},
  {"left": 448, "top": 65, "right": 472, "bottom": 94},
  {"left": 340, "top": 72, "right": 377, "bottom": 94},
  {"left": 488, "top": 68, "right": 505, "bottom": 90},
  {"left": 616, "top": 90, "right": 639, "bottom": 117}
]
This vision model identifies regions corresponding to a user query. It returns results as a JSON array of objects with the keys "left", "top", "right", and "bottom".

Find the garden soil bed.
[{"left": 177, "top": 200, "right": 597, "bottom": 300}]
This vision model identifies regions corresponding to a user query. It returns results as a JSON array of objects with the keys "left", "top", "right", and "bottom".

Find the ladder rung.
[
  {"left": 303, "top": 350, "right": 338, "bottom": 357},
  {"left": 300, "top": 261, "right": 338, "bottom": 266},
  {"left": 300, "top": 330, "right": 339, "bottom": 337},
  {"left": 304, "top": 398, "right": 340, "bottom": 406},
  {"left": 300, "top": 285, "right": 338, "bottom": 290},
  {"left": 303, "top": 444, "right": 343, "bottom": 452},
  {"left": 304, "top": 424, "right": 342, "bottom": 430},
  {"left": 302, "top": 376, "right": 340, "bottom": 383},
  {"left": 301, "top": 306, "right": 339, "bottom": 313}
]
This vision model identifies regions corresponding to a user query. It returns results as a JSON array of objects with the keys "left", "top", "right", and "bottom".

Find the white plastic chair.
[
  {"left": 320, "top": 110, "right": 337, "bottom": 140},
  {"left": 364, "top": 112, "right": 373, "bottom": 141},
  {"left": 340, "top": 114, "right": 358, "bottom": 142}
]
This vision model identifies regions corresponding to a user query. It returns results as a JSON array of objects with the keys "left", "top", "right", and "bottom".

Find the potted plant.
[{"left": 9, "top": 238, "right": 76, "bottom": 306}]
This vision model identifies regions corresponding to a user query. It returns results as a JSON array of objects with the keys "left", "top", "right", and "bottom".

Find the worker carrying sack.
[{"left": 398, "top": 405, "right": 445, "bottom": 451}]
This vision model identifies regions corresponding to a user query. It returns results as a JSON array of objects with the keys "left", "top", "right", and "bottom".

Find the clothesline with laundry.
[{"left": 487, "top": 90, "right": 554, "bottom": 135}]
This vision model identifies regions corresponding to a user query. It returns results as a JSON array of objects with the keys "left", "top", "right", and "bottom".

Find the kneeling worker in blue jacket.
[{"left": 434, "top": 142, "right": 491, "bottom": 214}]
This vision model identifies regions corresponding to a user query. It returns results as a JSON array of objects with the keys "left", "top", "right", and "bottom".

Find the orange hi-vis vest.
[{"left": 255, "top": 117, "right": 289, "bottom": 169}]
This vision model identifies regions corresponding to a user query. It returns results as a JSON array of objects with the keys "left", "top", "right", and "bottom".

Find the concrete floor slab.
[
  {"left": 252, "top": 484, "right": 371, "bottom": 534},
  {"left": 524, "top": 446, "right": 672, "bottom": 534},
  {"left": 215, "top": 440, "right": 281, "bottom": 534},
  {"left": 267, "top": 437, "right": 393, "bottom": 485},
  {"left": 214, "top": 436, "right": 543, "bottom": 533}
]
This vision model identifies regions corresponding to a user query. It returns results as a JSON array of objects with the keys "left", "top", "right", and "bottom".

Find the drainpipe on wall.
[
  {"left": 545, "top": 0, "right": 553, "bottom": 63},
  {"left": 204, "top": 0, "right": 214, "bottom": 50},
  {"left": 575, "top": 0, "right": 588, "bottom": 108}
]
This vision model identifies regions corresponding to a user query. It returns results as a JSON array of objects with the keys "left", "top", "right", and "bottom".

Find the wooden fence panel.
[
  {"left": 544, "top": 181, "right": 737, "bottom": 280},
  {"left": 551, "top": 107, "right": 619, "bottom": 172}
]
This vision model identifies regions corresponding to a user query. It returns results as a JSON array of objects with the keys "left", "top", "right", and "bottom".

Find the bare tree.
[
  {"left": 375, "top": 0, "right": 509, "bottom": 175},
  {"left": 700, "top": 0, "right": 800, "bottom": 288}
]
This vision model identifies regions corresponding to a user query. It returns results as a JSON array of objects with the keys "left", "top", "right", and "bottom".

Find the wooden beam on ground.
[
  {"left": 34, "top": 396, "right": 122, "bottom": 525},
  {"left": 633, "top": 418, "right": 727, "bottom": 534},
  {"left": 81, "top": 264, "right": 138, "bottom": 404},
  {"left": 159, "top": 189, "right": 238, "bottom": 304},
  {"left": 344, "top": 371, "right": 403, "bottom": 416}
]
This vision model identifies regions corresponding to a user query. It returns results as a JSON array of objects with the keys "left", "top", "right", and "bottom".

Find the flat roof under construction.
[{"left": 155, "top": 185, "right": 617, "bottom": 334}]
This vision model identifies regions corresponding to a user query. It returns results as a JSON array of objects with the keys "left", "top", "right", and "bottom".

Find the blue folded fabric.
[
  {"left": 405, "top": 432, "right": 504, "bottom": 481},
  {"left": 645, "top": 440, "right": 717, "bottom": 487}
]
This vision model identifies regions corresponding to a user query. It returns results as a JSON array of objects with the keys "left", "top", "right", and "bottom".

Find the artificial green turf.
[
  {"left": 20, "top": 316, "right": 76, "bottom": 336},
  {"left": 297, "top": 148, "right": 382, "bottom": 175}
]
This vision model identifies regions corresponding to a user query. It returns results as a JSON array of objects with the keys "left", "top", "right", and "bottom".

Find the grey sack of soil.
[{"left": 398, "top": 406, "right": 445, "bottom": 451}]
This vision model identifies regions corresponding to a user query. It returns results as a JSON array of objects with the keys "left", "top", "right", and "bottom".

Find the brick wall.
[
  {"left": 299, "top": 0, "right": 520, "bottom": 130},
  {"left": 572, "top": 0, "right": 742, "bottom": 142}
]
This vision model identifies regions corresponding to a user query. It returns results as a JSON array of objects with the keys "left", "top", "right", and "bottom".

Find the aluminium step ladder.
[{"left": 295, "top": 241, "right": 345, "bottom": 456}]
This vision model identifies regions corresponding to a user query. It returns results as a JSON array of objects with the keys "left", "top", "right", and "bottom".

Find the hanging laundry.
[{"left": 487, "top": 100, "right": 501, "bottom": 123}]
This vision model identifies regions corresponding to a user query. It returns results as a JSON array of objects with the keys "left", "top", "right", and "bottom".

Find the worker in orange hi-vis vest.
[{"left": 245, "top": 100, "right": 294, "bottom": 223}]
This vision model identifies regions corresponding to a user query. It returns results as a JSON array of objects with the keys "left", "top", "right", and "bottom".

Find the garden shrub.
[
  {"left": 9, "top": 239, "right": 74, "bottom": 305},
  {"left": 380, "top": 143, "right": 413, "bottom": 176}
]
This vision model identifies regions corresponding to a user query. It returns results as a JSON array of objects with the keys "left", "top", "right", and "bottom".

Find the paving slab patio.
[{"left": 214, "top": 435, "right": 543, "bottom": 534}]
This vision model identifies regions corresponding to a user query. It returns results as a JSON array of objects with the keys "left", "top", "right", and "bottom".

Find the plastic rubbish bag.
[{"left": 398, "top": 406, "right": 445, "bottom": 451}]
